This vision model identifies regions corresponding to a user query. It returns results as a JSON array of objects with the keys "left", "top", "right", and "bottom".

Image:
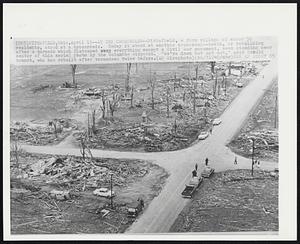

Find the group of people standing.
[{"left": 192, "top": 158, "right": 209, "bottom": 177}]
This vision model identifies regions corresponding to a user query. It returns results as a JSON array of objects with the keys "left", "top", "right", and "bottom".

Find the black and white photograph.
[{"left": 3, "top": 3, "right": 297, "bottom": 241}]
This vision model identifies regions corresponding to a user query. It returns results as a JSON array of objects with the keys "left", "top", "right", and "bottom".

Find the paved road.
[{"left": 22, "top": 60, "right": 278, "bottom": 233}]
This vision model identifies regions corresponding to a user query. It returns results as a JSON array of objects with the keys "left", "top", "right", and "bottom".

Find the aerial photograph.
[{"left": 10, "top": 60, "right": 278, "bottom": 234}]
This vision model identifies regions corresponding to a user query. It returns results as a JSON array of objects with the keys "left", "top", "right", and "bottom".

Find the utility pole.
[
  {"left": 110, "top": 173, "right": 113, "bottom": 209},
  {"left": 251, "top": 138, "right": 255, "bottom": 176},
  {"left": 224, "top": 76, "right": 227, "bottom": 96},
  {"left": 213, "top": 70, "right": 218, "bottom": 98},
  {"left": 87, "top": 113, "right": 90, "bottom": 138},
  {"left": 193, "top": 82, "right": 196, "bottom": 114},
  {"left": 204, "top": 99, "right": 208, "bottom": 124},
  {"left": 166, "top": 86, "right": 170, "bottom": 118}
]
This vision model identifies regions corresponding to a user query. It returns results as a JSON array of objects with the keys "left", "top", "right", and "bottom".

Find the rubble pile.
[
  {"left": 11, "top": 155, "right": 149, "bottom": 191},
  {"left": 10, "top": 119, "right": 78, "bottom": 145},
  {"left": 74, "top": 120, "right": 202, "bottom": 152},
  {"left": 231, "top": 129, "right": 278, "bottom": 158},
  {"left": 229, "top": 80, "right": 278, "bottom": 161}
]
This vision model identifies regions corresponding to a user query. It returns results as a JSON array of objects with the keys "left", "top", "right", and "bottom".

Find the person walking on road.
[
  {"left": 234, "top": 156, "right": 238, "bottom": 165},
  {"left": 195, "top": 163, "right": 198, "bottom": 171},
  {"left": 209, "top": 127, "right": 213, "bottom": 134},
  {"left": 205, "top": 158, "right": 209, "bottom": 166}
]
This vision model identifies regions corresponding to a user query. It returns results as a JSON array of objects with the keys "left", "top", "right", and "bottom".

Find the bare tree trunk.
[
  {"left": 166, "top": 87, "right": 170, "bottom": 118},
  {"left": 210, "top": 61, "right": 216, "bottom": 74},
  {"left": 204, "top": 101, "right": 207, "bottom": 123},
  {"left": 228, "top": 62, "right": 231, "bottom": 75},
  {"left": 151, "top": 89, "right": 155, "bottom": 110},
  {"left": 53, "top": 122, "right": 57, "bottom": 138},
  {"left": 92, "top": 110, "right": 96, "bottom": 134},
  {"left": 87, "top": 113, "right": 90, "bottom": 138},
  {"left": 193, "top": 83, "right": 196, "bottom": 114},
  {"left": 11, "top": 140, "right": 21, "bottom": 167},
  {"left": 100, "top": 90, "right": 106, "bottom": 118},
  {"left": 213, "top": 72, "right": 218, "bottom": 98},
  {"left": 110, "top": 108, "right": 114, "bottom": 117},
  {"left": 224, "top": 76, "right": 227, "bottom": 96},
  {"left": 195, "top": 65, "right": 199, "bottom": 80},
  {"left": 182, "top": 90, "right": 186, "bottom": 102},
  {"left": 71, "top": 64, "right": 77, "bottom": 86},
  {"left": 80, "top": 136, "right": 86, "bottom": 161},
  {"left": 173, "top": 118, "right": 177, "bottom": 134},
  {"left": 125, "top": 63, "right": 132, "bottom": 93},
  {"left": 130, "top": 86, "right": 134, "bottom": 108}
]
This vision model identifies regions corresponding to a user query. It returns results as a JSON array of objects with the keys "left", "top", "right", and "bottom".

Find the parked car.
[
  {"left": 236, "top": 82, "right": 243, "bottom": 88},
  {"left": 127, "top": 199, "right": 144, "bottom": 218},
  {"left": 93, "top": 188, "right": 115, "bottom": 198},
  {"left": 198, "top": 131, "right": 209, "bottom": 140},
  {"left": 201, "top": 166, "right": 215, "bottom": 178},
  {"left": 212, "top": 118, "right": 222, "bottom": 125}
]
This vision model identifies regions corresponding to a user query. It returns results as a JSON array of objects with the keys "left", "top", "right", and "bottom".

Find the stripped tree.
[
  {"left": 195, "top": 63, "right": 199, "bottom": 80},
  {"left": 108, "top": 92, "right": 121, "bottom": 117},
  {"left": 79, "top": 132, "right": 93, "bottom": 161},
  {"left": 192, "top": 82, "right": 197, "bottom": 114},
  {"left": 71, "top": 64, "right": 77, "bottom": 87},
  {"left": 80, "top": 132, "right": 87, "bottom": 161},
  {"left": 130, "top": 86, "right": 134, "bottom": 108},
  {"left": 166, "top": 85, "right": 171, "bottom": 118},
  {"left": 148, "top": 71, "right": 156, "bottom": 110},
  {"left": 99, "top": 89, "right": 107, "bottom": 119},
  {"left": 228, "top": 62, "right": 232, "bottom": 75},
  {"left": 91, "top": 110, "right": 96, "bottom": 134},
  {"left": 210, "top": 61, "right": 216, "bottom": 74},
  {"left": 11, "top": 139, "right": 21, "bottom": 167},
  {"left": 125, "top": 63, "right": 132, "bottom": 93},
  {"left": 213, "top": 70, "right": 218, "bottom": 98},
  {"left": 49, "top": 119, "right": 60, "bottom": 138}
]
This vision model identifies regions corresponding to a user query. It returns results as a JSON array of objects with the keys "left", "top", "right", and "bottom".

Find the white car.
[
  {"left": 198, "top": 131, "right": 209, "bottom": 140},
  {"left": 236, "top": 82, "right": 243, "bottom": 88},
  {"left": 93, "top": 188, "right": 115, "bottom": 198},
  {"left": 212, "top": 118, "right": 222, "bottom": 126}
]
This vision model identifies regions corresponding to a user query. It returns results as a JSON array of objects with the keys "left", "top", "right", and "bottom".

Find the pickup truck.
[{"left": 181, "top": 176, "right": 203, "bottom": 198}]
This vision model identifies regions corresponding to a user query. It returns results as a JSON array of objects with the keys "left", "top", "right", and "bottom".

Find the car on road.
[
  {"left": 198, "top": 131, "right": 209, "bottom": 140},
  {"left": 127, "top": 199, "right": 144, "bottom": 218},
  {"left": 236, "top": 82, "right": 244, "bottom": 88},
  {"left": 93, "top": 188, "right": 115, "bottom": 198},
  {"left": 201, "top": 167, "right": 215, "bottom": 178},
  {"left": 212, "top": 118, "right": 222, "bottom": 125}
]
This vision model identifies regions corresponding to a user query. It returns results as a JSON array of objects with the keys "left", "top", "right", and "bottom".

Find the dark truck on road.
[{"left": 181, "top": 176, "right": 203, "bottom": 198}]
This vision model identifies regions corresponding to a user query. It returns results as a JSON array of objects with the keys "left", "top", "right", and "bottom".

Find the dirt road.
[{"left": 22, "top": 60, "right": 278, "bottom": 233}]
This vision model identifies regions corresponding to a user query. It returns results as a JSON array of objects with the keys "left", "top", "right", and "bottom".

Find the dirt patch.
[
  {"left": 10, "top": 119, "right": 82, "bottom": 146},
  {"left": 170, "top": 169, "right": 278, "bottom": 232},
  {"left": 10, "top": 152, "right": 169, "bottom": 234},
  {"left": 228, "top": 80, "right": 278, "bottom": 161}
]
